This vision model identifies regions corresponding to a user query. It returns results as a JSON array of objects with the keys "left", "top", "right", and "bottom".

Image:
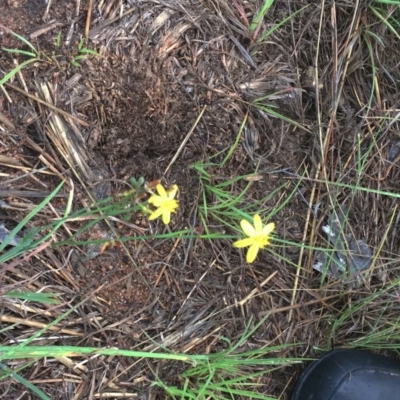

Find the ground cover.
[{"left": 1, "top": 0, "right": 400, "bottom": 398}]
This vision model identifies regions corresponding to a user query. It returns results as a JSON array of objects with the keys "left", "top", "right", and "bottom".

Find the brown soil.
[{"left": 1, "top": 0, "right": 400, "bottom": 399}]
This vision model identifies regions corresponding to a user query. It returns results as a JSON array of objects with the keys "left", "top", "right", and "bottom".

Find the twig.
[
  {"left": 75, "top": 0, "right": 81, "bottom": 18},
  {"left": 0, "top": 240, "right": 52, "bottom": 276},
  {"left": 43, "top": 0, "right": 52, "bottom": 21},
  {"left": 238, "top": 271, "right": 278, "bottom": 306},
  {"left": 288, "top": 0, "right": 327, "bottom": 322},
  {"left": 4, "top": 83, "right": 89, "bottom": 127},
  {"left": 0, "top": 190, "right": 66, "bottom": 198},
  {"left": 164, "top": 105, "right": 207, "bottom": 175},
  {"left": 0, "top": 85, "right": 12, "bottom": 103},
  {"left": 88, "top": 6, "right": 137, "bottom": 38},
  {"left": 14, "top": 59, "right": 28, "bottom": 93},
  {"left": 0, "top": 315, "right": 83, "bottom": 337},
  {"left": 85, "top": 0, "right": 93, "bottom": 40},
  {"left": 30, "top": 21, "right": 64, "bottom": 40},
  {"left": 154, "top": 237, "right": 181, "bottom": 287}
]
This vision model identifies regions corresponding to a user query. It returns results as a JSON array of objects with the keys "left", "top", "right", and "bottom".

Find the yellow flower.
[
  {"left": 148, "top": 183, "right": 179, "bottom": 224},
  {"left": 233, "top": 214, "right": 275, "bottom": 263}
]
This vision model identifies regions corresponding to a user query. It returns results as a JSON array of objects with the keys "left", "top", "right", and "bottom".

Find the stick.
[
  {"left": 5, "top": 83, "right": 89, "bottom": 127},
  {"left": 164, "top": 106, "right": 206, "bottom": 175}
]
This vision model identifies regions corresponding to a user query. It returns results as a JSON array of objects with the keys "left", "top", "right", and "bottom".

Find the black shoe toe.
[{"left": 291, "top": 349, "right": 400, "bottom": 400}]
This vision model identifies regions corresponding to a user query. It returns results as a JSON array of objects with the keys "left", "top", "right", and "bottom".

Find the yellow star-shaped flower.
[
  {"left": 233, "top": 214, "right": 275, "bottom": 263},
  {"left": 148, "top": 183, "right": 179, "bottom": 225}
]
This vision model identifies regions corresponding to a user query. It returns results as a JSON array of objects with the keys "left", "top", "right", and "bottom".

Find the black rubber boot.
[{"left": 291, "top": 349, "right": 400, "bottom": 400}]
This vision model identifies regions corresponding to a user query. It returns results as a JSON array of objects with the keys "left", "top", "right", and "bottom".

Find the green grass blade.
[
  {"left": 0, "top": 24, "right": 38, "bottom": 55},
  {"left": 3, "top": 292, "right": 59, "bottom": 304},
  {"left": 373, "top": 0, "right": 400, "bottom": 4},
  {"left": 370, "top": 6, "right": 400, "bottom": 41},
  {"left": 2, "top": 47, "right": 37, "bottom": 57},
  {"left": 256, "top": 6, "right": 308, "bottom": 43},
  {"left": 254, "top": 102, "right": 310, "bottom": 131},
  {"left": 0, "top": 345, "right": 201, "bottom": 364},
  {"left": 73, "top": 55, "right": 87, "bottom": 61},
  {"left": 0, "top": 58, "right": 38, "bottom": 86},
  {"left": 0, "top": 181, "right": 65, "bottom": 255},
  {"left": 250, "top": 0, "right": 275, "bottom": 32},
  {"left": 78, "top": 48, "right": 99, "bottom": 55},
  {"left": 0, "top": 362, "right": 50, "bottom": 400},
  {"left": 221, "top": 113, "right": 247, "bottom": 167}
]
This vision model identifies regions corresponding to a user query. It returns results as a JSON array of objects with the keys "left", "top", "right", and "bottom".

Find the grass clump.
[
  {"left": 154, "top": 317, "right": 306, "bottom": 400},
  {"left": 0, "top": 24, "right": 99, "bottom": 88}
]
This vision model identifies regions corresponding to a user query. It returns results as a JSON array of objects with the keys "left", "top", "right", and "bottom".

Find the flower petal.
[
  {"left": 156, "top": 184, "right": 167, "bottom": 198},
  {"left": 240, "top": 219, "right": 255, "bottom": 237},
  {"left": 262, "top": 222, "right": 275, "bottom": 235},
  {"left": 253, "top": 214, "right": 263, "bottom": 232},
  {"left": 166, "top": 199, "right": 178, "bottom": 212},
  {"left": 149, "top": 207, "right": 163, "bottom": 221},
  {"left": 167, "top": 184, "right": 178, "bottom": 199},
  {"left": 233, "top": 237, "right": 254, "bottom": 248},
  {"left": 148, "top": 195, "right": 163, "bottom": 206},
  {"left": 162, "top": 210, "right": 171, "bottom": 224},
  {"left": 259, "top": 236, "right": 270, "bottom": 247},
  {"left": 246, "top": 243, "right": 259, "bottom": 263}
]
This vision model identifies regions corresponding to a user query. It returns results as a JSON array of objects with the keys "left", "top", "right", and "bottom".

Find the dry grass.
[{"left": 1, "top": 0, "right": 400, "bottom": 398}]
